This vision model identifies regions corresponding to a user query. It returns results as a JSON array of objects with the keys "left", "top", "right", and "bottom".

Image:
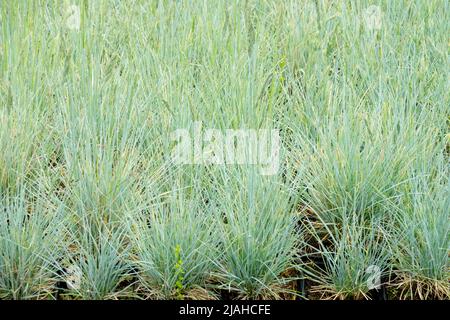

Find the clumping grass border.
[{"left": 0, "top": 0, "right": 448, "bottom": 300}]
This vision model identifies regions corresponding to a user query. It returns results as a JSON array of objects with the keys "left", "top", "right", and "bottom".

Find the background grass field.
[{"left": 0, "top": 0, "right": 448, "bottom": 300}]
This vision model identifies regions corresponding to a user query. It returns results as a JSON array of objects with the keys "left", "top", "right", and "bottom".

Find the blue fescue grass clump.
[{"left": 0, "top": 0, "right": 448, "bottom": 300}]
